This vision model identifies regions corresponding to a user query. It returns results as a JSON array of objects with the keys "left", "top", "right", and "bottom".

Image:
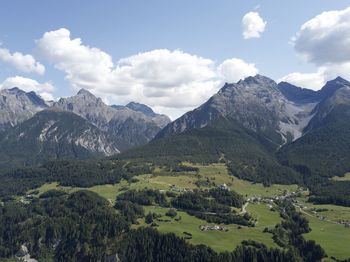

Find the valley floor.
[{"left": 29, "top": 163, "right": 350, "bottom": 260}]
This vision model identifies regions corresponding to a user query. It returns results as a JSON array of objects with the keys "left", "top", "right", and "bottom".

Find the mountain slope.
[
  {"left": 303, "top": 77, "right": 350, "bottom": 133},
  {"left": 147, "top": 75, "right": 350, "bottom": 183},
  {"left": 126, "top": 102, "right": 170, "bottom": 128},
  {"left": 157, "top": 75, "right": 316, "bottom": 145},
  {"left": 121, "top": 117, "right": 301, "bottom": 185},
  {"left": 0, "top": 109, "right": 119, "bottom": 169},
  {"left": 277, "top": 88, "right": 350, "bottom": 178},
  {"left": 277, "top": 77, "right": 349, "bottom": 106},
  {"left": 53, "top": 89, "right": 170, "bottom": 150},
  {"left": 277, "top": 82, "right": 319, "bottom": 104},
  {"left": 0, "top": 87, "right": 48, "bottom": 130}
]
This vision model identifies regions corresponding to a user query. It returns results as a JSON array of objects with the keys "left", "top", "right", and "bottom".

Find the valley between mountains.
[{"left": 1, "top": 75, "right": 350, "bottom": 261}]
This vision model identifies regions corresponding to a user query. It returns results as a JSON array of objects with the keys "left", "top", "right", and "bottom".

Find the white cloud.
[
  {"left": 218, "top": 58, "right": 258, "bottom": 83},
  {"left": 280, "top": 7, "right": 350, "bottom": 90},
  {"left": 242, "top": 12, "right": 267, "bottom": 39},
  {"left": 278, "top": 70, "right": 326, "bottom": 90},
  {"left": 38, "top": 92, "right": 55, "bottom": 101},
  {"left": 293, "top": 7, "right": 350, "bottom": 65},
  {"left": 0, "top": 76, "right": 55, "bottom": 100},
  {"left": 0, "top": 47, "right": 45, "bottom": 75},
  {"left": 36, "top": 28, "right": 258, "bottom": 119}
]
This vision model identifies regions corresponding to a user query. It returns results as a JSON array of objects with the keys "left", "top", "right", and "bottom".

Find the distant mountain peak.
[
  {"left": 0, "top": 87, "right": 48, "bottom": 130},
  {"left": 76, "top": 88, "right": 97, "bottom": 98},
  {"left": 240, "top": 74, "right": 276, "bottom": 86},
  {"left": 8, "top": 87, "right": 23, "bottom": 93},
  {"left": 324, "top": 76, "right": 350, "bottom": 87},
  {"left": 317, "top": 76, "right": 350, "bottom": 100},
  {"left": 126, "top": 102, "right": 156, "bottom": 117},
  {"left": 333, "top": 76, "right": 348, "bottom": 83}
]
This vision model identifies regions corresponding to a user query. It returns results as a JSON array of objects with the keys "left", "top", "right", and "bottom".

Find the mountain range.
[
  {"left": 1, "top": 74, "right": 350, "bottom": 181},
  {"left": 0, "top": 87, "right": 170, "bottom": 169},
  {"left": 123, "top": 75, "right": 350, "bottom": 184}
]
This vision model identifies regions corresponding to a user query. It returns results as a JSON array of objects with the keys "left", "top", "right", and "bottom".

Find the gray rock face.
[
  {"left": 16, "top": 244, "right": 38, "bottom": 262},
  {"left": 0, "top": 87, "right": 48, "bottom": 130},
  {"left": 157, "top": 75, "right": 317, "bottom": 145},
  {"left": 126, "top": 101, "right": 171, "bottom": 128},
  {"left": 52, "top": 89, "right": 171, "bottom": 150},
  {"left": 304, "top": 77, "right": 350, "bottom": 132},
  {"left": 0, "top": 110, "right": 120, "bottom": 169},
  {"left": 0, "top": 87, "right": 171, "bottom": 157},
  {"left": 126, "top": 102, "right": 157, "bottom": 117}
]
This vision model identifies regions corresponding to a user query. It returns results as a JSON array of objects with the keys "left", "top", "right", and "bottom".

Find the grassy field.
[
  {"left": 184, "top": 163, "right": 299, "bottom": 197},
  {"left": 32, "top": 163, "right": 299, "bottom": 203},
  {"left": 304, "top": 215, "right": 350, "bottom": 260},
  {"left": 293, "top": 197, "right": 350, "bottom": 259},
  {"left": 331, "top": 172, "right": 350, "bottom": 181},
  {"left": 137, "top": 203, "right": 280, "bottom": 252},
  {"left": 29, "top": 162, "right": 350, "bottom": 259},
  {"left": 299, "top": 200, "right": 350, "bottom": 222}
]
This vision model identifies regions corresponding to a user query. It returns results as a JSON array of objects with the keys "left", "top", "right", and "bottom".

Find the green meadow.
[
  {"left": 30, "top": 162, "right": 350, "bottom": 259},
  {"left": 137, "top": 203, "right": 280, "bottom": 252}
]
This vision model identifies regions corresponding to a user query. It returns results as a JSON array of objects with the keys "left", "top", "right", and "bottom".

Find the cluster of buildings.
[{"left": 247, "top": 188, "right": 304, "bottom": 205}]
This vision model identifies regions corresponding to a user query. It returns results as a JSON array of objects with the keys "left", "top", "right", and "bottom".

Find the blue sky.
[{"left": 0, "top": 1, "right": 350, "bottom": 118}]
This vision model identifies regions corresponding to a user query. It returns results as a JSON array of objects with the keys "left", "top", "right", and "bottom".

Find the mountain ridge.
[
  {"left": 0, "top": 109, "right": 120, "bottom": 169},
  {"left": 156, "top": 75, "right": 319, "bottom": 145},
  {"left": 0, "top": 87, "right": 49, "bottom": 130}
]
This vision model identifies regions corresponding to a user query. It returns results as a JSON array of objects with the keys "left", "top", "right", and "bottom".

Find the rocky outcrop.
[
  {"left": 15, "top": 244, "right": 38, "bottom": 262},
  {"left": 0, "top": 87, "right": 48, "bottom": 130}
]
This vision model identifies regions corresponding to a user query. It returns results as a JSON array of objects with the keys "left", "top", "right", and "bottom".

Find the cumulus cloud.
[
  {"left": 0, "top": 47, "right": 45, "bottom": 75},
  {"left": 293, "top": 7, "right": 350, "bottom": 65},
  {"left": 36, "top": 28, "right": 258, "bottom": 118},
  {"left": 218, "top": 58, "right": 258, "bottom": 83},
  {"left": 278, "top": 70, "right": 326, "bottom": 90},
  {"left": 242, "top": 12, "right": 267, "bottom": 39},
  {"left": 0, "top": 76, "right": 55, "bottom": 100},
  {"left": 281, "top": 7, "right": 350, "bottom": 90}
]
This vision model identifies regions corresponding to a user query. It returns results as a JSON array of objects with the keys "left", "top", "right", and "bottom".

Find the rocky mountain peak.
[
  {"left": 157, "top": 74, "right": 318, "bottom": 145},
  {"left": 126, "top": 102, "right": 156, "bottom": 117},
  {"left": 0, "top": 87, "right": 48, "bottom": 130},
  {"left": 316, "top": 76, "right": 350, "bottom": 103},
  {"left": 239, "top": 74, "right": 277, "bottom": 87},
  {"left": 77, "top": 88, "right": 95, "bottom": 97},
  {"left": 7, "top": 87, "right": 23, "bottom": 94},
  {"left": 75, "top": 88, "right": 103, "bottom": 104},
  {"left": 323, "top": 76, "right": 350, "bottom": 90},
  {"left": 332, "top": 76, "right": 349, "bottom": 84}
]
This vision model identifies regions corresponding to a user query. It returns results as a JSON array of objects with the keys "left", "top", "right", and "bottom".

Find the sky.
[{"left": 0, "top": 0, "right": 350, "bottom": 119}]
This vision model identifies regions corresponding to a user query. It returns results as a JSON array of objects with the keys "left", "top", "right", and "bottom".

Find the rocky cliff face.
[
  {"left": 0, "top": 87, "right": 171, "bottom": 168},
  {"left": 0, "top": 109, "right": 120, "bottom": 169},
  {"left": 126, "top": 102, "right": 170, "bottom": 128},
  {"left": 0, "top": 87, "right": 48, "bottom": 130},
  {"left": 53, "top": 89, "right": 171, "bottom": 150},
  {"left": 156, "top": 75, "right": 317, "bottom": 145},
  {"left": 303, "top": 77, "right": 350, "bottom": 132}
]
